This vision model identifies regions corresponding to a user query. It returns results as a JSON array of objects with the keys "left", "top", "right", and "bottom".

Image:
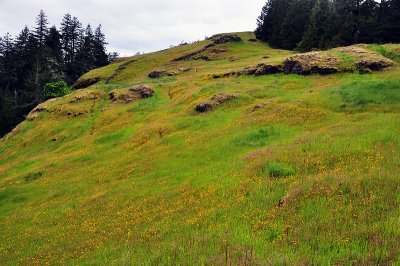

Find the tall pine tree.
[
  {"left": 33, "top": 10, "right": 49, "bottom": 47},
  {"left": 280, "top": 0, "right": 316, "bottom": 50},
  {"left": 93, "top": 25, "right": 109, "bottom": 68},
  {"left": 298, "top": 0, "right": 337, "bottom": 51}
]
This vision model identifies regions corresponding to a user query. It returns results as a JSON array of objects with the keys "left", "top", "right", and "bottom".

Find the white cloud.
[{"left": 0, "top": 0, "right": 265, "bottom": 56}]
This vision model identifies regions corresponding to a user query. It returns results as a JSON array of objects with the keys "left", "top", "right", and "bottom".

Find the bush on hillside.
[{"left": 44, "top": 81, "right": 71, "bottom": 99}]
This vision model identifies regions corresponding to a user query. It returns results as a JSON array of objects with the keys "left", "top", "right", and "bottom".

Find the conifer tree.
[
  {"left": 298, "top": 0, "right": 336, "bottom": 51},
  {"left": 93, "top": 25, "right": 109, "bottom": 67},
  {"left": 71, "top": 16, "right": 83, "bottom": 63},
  {"left": 280, "top": 0, "right": 316, "bottom": 50},
  {"left": 46, "top": 26, "right": 63, "bottom": 61},
  {"left": 33, "top": 10, "right": 49, "bottom": 47},
  {"left": 60, "top": 13, "right": 73, "bottom": 64},
  {"left": 255, "top": 2, "right": 272, "bottom": 40},
  {"left": 75, "top": 24, "right": 95, "bottom": 73}
]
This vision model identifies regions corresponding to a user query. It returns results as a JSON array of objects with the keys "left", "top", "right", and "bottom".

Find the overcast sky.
[{"left": 0, "top": 0, "right": 265, "bottom": 56}]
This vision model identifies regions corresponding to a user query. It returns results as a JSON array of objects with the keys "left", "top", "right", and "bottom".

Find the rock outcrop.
[
  {"left": 73, "top": 77, "right": 101, "bottom": 89},
  {"left": 105, "top": 59, "right": 137, "bottom": 84},
  {"left": 148, "top": 68, "right": 191, "bottom": 79},
  {"left": 237, "top": 63, "right": 283, "bottom": 76},
  {"left": 196, "top": 94, "right": 236, "bottom": 112},
  {"left": 27, "top": 104, "right": 47, "bottom": 121},
  {"left": 129, "top": 84, "right": 154, "bottom": 98},
  {"left": 211, "top": 34, "right": 242, "bottom": 44},
  {"left": 356, "top": 59, "right": 394, "bottom": 73},
  {"left": 172, "top": 46, "right": 227, "bottom": 62},
  {"left": 26, "top": 98, "right": 59, "bottom": 121},
  {"left": 336, "top": 46, "right": 394, "bottom": 73},
  {"left": 211, "top": 63, "right": 283, "bottom": 79},
  {"left": 172, "top": 34, "right": 241, "bottom": 62},
  {"left": 109, "top": 85, "right": 154, "bottom": 104},
  {"left": 284, "top": 52, "right": 340, "bottom": 75},
  {"left": 148, "top": 70, "right": 166, "bottom": 79},
  {"left": 69, "top": 90, "right": 104, "bottom": 103}
]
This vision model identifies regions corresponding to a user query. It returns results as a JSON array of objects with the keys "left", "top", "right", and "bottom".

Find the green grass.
[
  {"left": 340, "top": 80, "right": 400, "bottom": 105},
  {"left": 325, "top": 79, "right": 400, "bottom": 111},
  {"left": 264, "top": 161, "right": 295, "bottom": 178},
  {"left": 369, "top": 44, "right": 400, "bottom": 62},
  {"left": 0, "top": 32, "right": 399, "bottom": 265}
]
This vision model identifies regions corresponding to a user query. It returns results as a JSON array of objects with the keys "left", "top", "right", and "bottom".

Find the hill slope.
[{"left": 1, "top": 32, "right": 400, "bottom": 265}]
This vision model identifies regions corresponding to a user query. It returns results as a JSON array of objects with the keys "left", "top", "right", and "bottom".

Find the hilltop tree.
[
  {"left": 46, "top": 26, "right": 63, "bottom": 61},
  {"left": 75, "top": 24, "right": 96, "bottom": 73},
  {"left": 33, "top": 10, "right": 49, "bottom": 47},
  {"left": 255, "top": 0, "right": 293, "bottom": 47},
  {"left": 0, "top": 33, "right": 18, "bottom": 135},
  {"left": 280, "top": 0, "right": 316, "bottom": 50},
  {"left": 0, "top": 33, "right": 16, "bottom": 93},
  {"left": 93, "top": 25, "right": 109, "bottom": 68},
  {"left": 298, "top": 0, "right": 337, "bottom": 51},
  {"left": 0, "top": 11, "right": 114, "bottom": 136},
  {"left": 255, "top": 2, "right": 272, "bottom": 40},
  {"left": 376, "top": 0, "right": 400, "bottom": 42},
  {"left": 70, "top": 16, "right": 83, "bottom": 63},
  {"left": 60, "top": 13, "right": 73, "bottom": 64},
  {"left": 256, "top": 0, "right": 399, "bottom": 50}
]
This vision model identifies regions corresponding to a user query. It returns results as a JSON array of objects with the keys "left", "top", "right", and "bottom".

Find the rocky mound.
[
  {"left": 196, "top": 93, "right": 236, "bottom": 113},
  {"left": 238, "top": 63, "right": 283, "bottom": 76},
  {"left": 211, "top": 63, "right": 283, "bottom": 79},
  {"left": 210, "top": 34, "right": 242, "bottom": 44},
  {"left": 148, "top": 68, "right": 191, "bottom": 79},
  {"left": 26, "top": 98, "right": 60, "bottom": 121},
  {"left": 356, "top": 59, "right": 394, "bottom": 74},
  {"left": 148, "top": 70, "right": 165, "bottom": 79},
  {"left": 336, "top": 46, "right": 394, "bottom": 73},
  {"left": 72, "top": 77, "right": 101, "bottom": 89},
  {"left": 69, "top": 90, "right": 104, "bottom": 103},
  {"left": 172, "top": 46, "right": 227, "bottom": 62},
  {"left": 105, "top": 59, "right": 137, "bottom": 84},
  {"left": 109, "top": 84, "right": 154, "bottom": 104},
  {"left": 284, "top": 52, "right": 340, "bottom": 75},
  {"left": 26, "top": 104, "right": 48, "bottom": 121},
  {"left": 212, "top": 45, "right": 396, "bottom": 79},
  {"left": 172, "top": 34, "right": 241, "bottom": 62}
]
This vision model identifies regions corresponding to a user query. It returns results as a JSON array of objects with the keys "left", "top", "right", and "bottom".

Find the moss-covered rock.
[
  {"left": 284, "top": 52, "right": 340, "bottom": 75},
  {"left": 196, "top": 93, "right": 236, "bottom": 112},
  {"left": 109, "top": 85, "right": 154, "bottom": 104}
]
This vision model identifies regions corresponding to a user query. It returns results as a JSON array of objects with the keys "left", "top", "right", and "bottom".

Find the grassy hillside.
[{"left": 1, "top": 32, "right": 400, "bottom": 265}]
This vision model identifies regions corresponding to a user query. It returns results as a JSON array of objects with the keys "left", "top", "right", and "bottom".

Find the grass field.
[{"left": 1, "top": 32, "right": 400, "bottom": 265}]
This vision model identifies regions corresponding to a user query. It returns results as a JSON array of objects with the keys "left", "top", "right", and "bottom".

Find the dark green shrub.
[{"left": 44, "top": 81, "right": 71, "bottom": 99}]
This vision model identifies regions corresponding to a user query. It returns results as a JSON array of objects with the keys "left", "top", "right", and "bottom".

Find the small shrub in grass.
[
  {"left": 265, "top": 162, "right": 295, "bottom": 178},
  {"left": 24, "top": 171, "right": 43, "bottom": 182}
]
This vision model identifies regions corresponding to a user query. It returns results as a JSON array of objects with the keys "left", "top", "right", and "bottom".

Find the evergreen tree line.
[
  {"left": 255, "top": 0, "right": 400, "bottom": 51},
  {"left": 0, "top": 10, "right": 115, "bottom": 136}
]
